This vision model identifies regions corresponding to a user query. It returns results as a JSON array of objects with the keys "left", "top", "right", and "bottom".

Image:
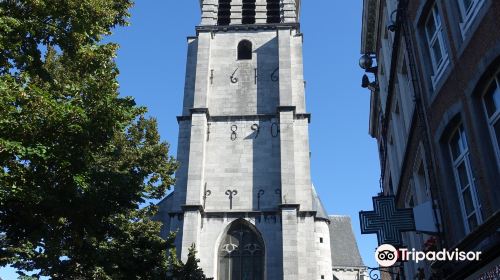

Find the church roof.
[
  {"left": 311, "top": 184, "right": 329, "bottom": 220},
  {"left": 328, "top": 215, "right": 365, "bottom": 268}
]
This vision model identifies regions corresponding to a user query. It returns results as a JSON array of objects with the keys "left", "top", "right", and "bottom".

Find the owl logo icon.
[{"left": 375, "top": 244, "right": 398, "bottom": 267}]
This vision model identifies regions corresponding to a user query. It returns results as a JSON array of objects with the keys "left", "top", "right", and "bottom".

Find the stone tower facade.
[{"left": 157, "top": 1, "right": 351, "bottom": 279}]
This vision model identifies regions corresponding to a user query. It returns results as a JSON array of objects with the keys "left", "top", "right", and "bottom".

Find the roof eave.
[{"left": 361, "top": 0, "right": 381, "bottom": 54}]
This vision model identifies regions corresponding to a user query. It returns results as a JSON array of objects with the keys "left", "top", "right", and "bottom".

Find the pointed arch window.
[
  {"left": 237, "top": 40, "right": 253, "bottom": 60},
  {"left": 242, "top": 0, "right": 256, "bottom": 24},
  {"left": 218, "top": 220, "right": 264, "bottom": 280},
  {"left": 218, "top": 0, "right": 231, "bottom": 26},
  {"left": 267, "top": 0, "right": 281, "bottom": 23}
]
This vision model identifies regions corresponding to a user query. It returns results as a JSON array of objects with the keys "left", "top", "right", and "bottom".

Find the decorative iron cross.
[
  {"left": 359, "top": 195, "right": 415, "bottom": 246},
  {"left": 225, "top": 189, "right": 238, "bottom": 210},
  {"left": 203, "top": 183, "right": 211, "bottom": 209},
  {"left": 257, "top": 189, "right": 265, "bottom": 210}
]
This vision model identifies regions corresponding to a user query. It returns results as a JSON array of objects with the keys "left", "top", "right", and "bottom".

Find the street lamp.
[{"left": 359, "top": 53, "right": 379, "bottom": 91}]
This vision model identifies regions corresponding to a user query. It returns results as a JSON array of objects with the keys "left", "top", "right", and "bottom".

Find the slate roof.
[
  {"left": 311, "top": 184, "right": 329, "bottom": 220},
  {"left": 329, "top": 215, "right": 365, "bottom": 268}
]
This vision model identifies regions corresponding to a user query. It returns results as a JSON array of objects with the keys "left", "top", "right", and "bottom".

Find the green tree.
[
  {"left": 0, "top": 0, "right": 178, "bottom": 279},
  {"left": 169, "top": 244, "right": 212, "bottom": 280}
]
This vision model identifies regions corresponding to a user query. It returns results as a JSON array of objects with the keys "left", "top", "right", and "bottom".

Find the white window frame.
[
  {"left": 387, "top": 132, "right": 400, "bottom": 193},
  {"left": 448, "top": 125, "right": 483, "bottom": 233},
  {"left": 424, "top": 5, "right": 449, "bottom": 88},
  {"left": 457, "top": 0, "right": 486, "bottom": 37},
  {"left": 392, "top": 98, "right": 407, "bottom": 163},
  {"left": 413, "top": 160, "right": 431, "bottom": 204},
  {"left": 481, "top": 74, "right": 500, "bottom": 170},
  {"left": 397, "top": 52, "right": 416, "bottom": 130}
]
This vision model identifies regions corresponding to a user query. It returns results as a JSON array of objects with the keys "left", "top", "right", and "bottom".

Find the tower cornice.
[
  {"left": 176, "top": 113, "right": 311, "bottom": 124},
  {"left": 195, "top": 22, "right": 300, "bottom": 34}
]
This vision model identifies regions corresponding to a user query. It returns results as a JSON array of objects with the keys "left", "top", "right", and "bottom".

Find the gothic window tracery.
[{"left": 218, "top": 220, "right": 264, "bottom": 280}]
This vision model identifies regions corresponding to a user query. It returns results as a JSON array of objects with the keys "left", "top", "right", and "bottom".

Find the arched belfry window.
[
  {"left": 267, "top": 0, "right": 281, "bottom": 23},
  {"left": 237, "top": 40, "right": 252, "bottom": 60},
  {"left": 218, "top": 0, "right": 231, "bottom": 26},
  {"left": 218, "top": 220, "right": 265, "bottom": 280},
  {"left": 242, "top": 0, "right": 256, "bottom": 24}
]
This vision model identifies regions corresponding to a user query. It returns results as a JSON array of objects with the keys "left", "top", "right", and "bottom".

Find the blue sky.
[{"left": 2, "top": 1, "right": 381, "bottom": 278}]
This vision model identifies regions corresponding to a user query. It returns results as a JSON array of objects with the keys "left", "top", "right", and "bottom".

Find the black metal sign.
[{"left": 359, "top": 195, "right": 415, "bottom": 246}]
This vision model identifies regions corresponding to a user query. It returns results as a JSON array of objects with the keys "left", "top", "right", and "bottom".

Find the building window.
[
  {"left": 218, "top": 0, "right": 231, "bottom": 26},
  {"left": 242, "top": 0, "right": 256, "bottom": 24},
  {"left": 219, "top": 220, "right": 264, "bottom": 280},
  {"left": 393, "top": 99, "right": 407, "bottom": 159},
  {"left": 238, "top": 40, "right": 252, "bottom": 60},
  {"left": 401, "top": 57, "right": 410, "bottom": 84},
  {"left": 448, "top": 125, "right": 482, "bottom": 233},
  {"left": 319, "top": 237, "right": 323, "bottom": 243},
  {"left": 388, "top": 176, "right": 394, "bottom": 196},
  {"left": 457, "top": 0, "right": 485, "bottom": 36},
  {"left": 266, "top": 0, "right": 281, "bottom": 23},
  {"left": 403, "top": 190, "right": 417, "bottom": 278},
  {"left": 398, "top": 56, "right": 415, "bottom": 129},
  {"left": 414, "top": 162, "right": 431, "bottom": 202},
  {"left": 424, "top": 5, "right": 449, "bottom": 88},
  {"left": 321, "top": 275, "right": 325, "bottom": 279},
  {"left": 482, "top": 74, "right": 500, "bottom": 168}
]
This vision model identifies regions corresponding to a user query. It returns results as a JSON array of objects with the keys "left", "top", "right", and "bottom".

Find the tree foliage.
[
  {"left": 0, "top": 0, "right": 178, "bottom": 278},
  {"left": 169, "top": 244, "right": 212, "bottom": 280}
]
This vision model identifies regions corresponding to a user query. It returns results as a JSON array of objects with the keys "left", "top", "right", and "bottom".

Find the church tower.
[{"left": 157, "top": 1, "right": 345, "bottom": 279}]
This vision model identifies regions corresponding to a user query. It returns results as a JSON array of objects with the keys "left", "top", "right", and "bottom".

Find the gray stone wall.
[
  {"left": 162, "top": 9, "right": 327, "bottom": 276},
  {"left": 204, "top": 119, "right": 281, "bottom": 211},
  {"left": 175, "top": 28, "right": 312, "bottom": 213},
  {"left": 208, "top": 31, "right": 279, "bottom": 115},
  {"left": 171, "top": 120, "right": 191, "bottom": 212},
  {"left": 316, "top": 221, "right": 334, "bottom": 280}
]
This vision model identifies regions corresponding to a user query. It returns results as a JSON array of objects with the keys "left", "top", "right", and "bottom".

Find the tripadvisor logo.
[
  {"left": 375, "top": 244, "right": 482, "bottom": 267},
  {"left": 375, "top": 244, "right": 399, "bottom": 267}
]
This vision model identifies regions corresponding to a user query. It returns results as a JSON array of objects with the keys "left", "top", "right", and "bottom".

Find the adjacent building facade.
[
  {"left": 361, "top": 0, "right": 500, "bottom": 279},
  {"left": 157, "top": 1, "right": 366, "bottom": 279}
]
